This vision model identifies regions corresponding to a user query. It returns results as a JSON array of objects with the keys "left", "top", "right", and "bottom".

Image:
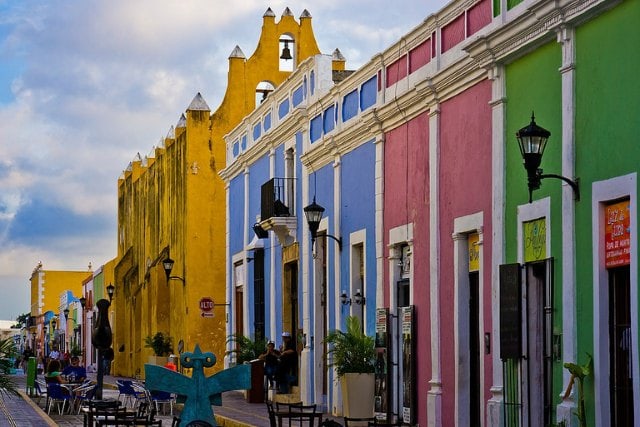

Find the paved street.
[{"left": 2, "top": 372, "right": 274, "bottom": 426}]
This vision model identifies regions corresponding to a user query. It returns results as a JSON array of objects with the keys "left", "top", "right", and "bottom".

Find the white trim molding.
[
  {"left": 591, "top": 173, "right": 638, "bottom": 427},
  {"left": 452, "top": 212, "right": 484, "bottom": 427}
]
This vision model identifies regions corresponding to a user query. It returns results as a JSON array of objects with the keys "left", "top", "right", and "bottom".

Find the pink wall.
[
  {"left": 439, "top": 79, "right": 493, "bottom": 423},
  {"left": 383, "top": 111, "right": 430, "bottom": 426}
]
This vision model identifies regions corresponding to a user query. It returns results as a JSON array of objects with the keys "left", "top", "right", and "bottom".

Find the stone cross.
[{"left": 145, "top": 344, "right": 250, "bottom": 426}]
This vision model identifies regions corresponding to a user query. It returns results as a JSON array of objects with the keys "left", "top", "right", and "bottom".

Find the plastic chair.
[
  {"left": 34, "top": 379, "right": 47, "bottom": 405},
  {"left": 150, "top": 389, "right": 175, "bottom": 416},
  {"left": 46, "top": 382, "right": 73, "bottom": 414},
  {"left": 74, "top": 382, "right": 98, "bottom": 414},
  {"left": 131, "top": 381, "right": 152, "bottom": 409},
  {"left": 116, "top": 379, "right": 137, "bottom": 407}
]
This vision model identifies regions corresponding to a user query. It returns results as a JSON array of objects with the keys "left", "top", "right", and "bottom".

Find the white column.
[
  {"left": 487, "top": 63, "right": 505, "bottom": 426},
  {"left": 427, "top": 104, "right": 442, "bottom": 427},
  {"left": 301, "top": 153, "right": 313, "bottom": 404},
  {"left": 556, "top": 24, "right": 578, "bottom": 424},
  {"left": 243, "top": 166, "right": 250, "bottom": 336},
  {"left": 269, "top": 149, "right": 277, "bottom": 337},
  {"left": 224, "top": 179, "right": 233, "bottom": 368},
  {"left": 374, "top": 134, "right": 385, "bottom": 308}
]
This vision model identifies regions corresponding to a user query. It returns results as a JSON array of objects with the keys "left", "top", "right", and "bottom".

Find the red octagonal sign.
[{"left": 199, "top": 297, "right": 214, "bottom": 312}]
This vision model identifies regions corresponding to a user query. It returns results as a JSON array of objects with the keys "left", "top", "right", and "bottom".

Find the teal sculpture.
[{"left": 145, "top": 345, "right": 250, "bottom": 426}]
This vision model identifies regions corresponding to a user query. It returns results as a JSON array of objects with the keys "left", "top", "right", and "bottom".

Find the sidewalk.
[{"left": 1, "top": 372, "right": 338, "bottom": 426}]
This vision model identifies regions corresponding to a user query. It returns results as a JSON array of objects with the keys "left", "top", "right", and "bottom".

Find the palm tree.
[
  {"left": 0, "top": 337, "right": 19, "bottom": 396},
  {"left": 324, "top": 316, "right": 375, "bottom": 376}
]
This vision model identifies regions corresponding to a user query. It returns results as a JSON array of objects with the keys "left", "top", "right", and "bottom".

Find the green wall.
[
  {"left": 504, "top": 39, "right": 564, "bottom": 416},
  {"left": 574, "top": 0, "right": 640, "bottom": 417}
]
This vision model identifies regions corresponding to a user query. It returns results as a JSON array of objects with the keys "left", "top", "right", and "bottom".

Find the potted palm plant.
[
  {"left": 225, "top": 334, "right": 267, "bottom": 365},
  {"left": 325, "top": 316, "right": 375, "bottom": 417},
  {"left": 144, "top": 332, "right": 173, "bottom": 366}
]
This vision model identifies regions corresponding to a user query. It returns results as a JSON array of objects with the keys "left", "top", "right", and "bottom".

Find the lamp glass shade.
[
  {"left": 340, "top": 291, "right": 349, "bottom": 305},
  {"left": 106, "top": 283, "right": 115, "bottom": 299},
  {"left": 304, "top": 199, "right": 325, "bottom": 237},
  {"left": 63, "top": 308, "right": 70, "bottom": 319},
  {"left": 516, "top": 114, "right": 550, "bottom": 158},
  {"left": 79, "top": 297, "right": 86, "bottom": 308},
  {"left": 163, "top": 258, "right": 175, "bottom": 276},
  {"left": 353, "top": 290, "right": 363, "bottom": 305}
]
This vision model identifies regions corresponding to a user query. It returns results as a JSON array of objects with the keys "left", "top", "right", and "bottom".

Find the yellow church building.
[{"left": 112, "top": 7, "right": 340, "bottom": 377}]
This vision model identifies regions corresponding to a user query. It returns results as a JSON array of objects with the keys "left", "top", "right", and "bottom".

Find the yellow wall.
[
  {"left": 113, "top": 8, "right": 321, "bottom": 378},
  {"left": 28, "top": 264, "right": 91, "bottom": 356}
]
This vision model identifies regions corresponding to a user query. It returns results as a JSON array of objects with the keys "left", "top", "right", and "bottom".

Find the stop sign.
[{"left": 199, "top": 297, "right": 214, "bottom": 312}]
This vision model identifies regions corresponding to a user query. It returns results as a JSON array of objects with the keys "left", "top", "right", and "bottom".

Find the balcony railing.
[{"left": 261, "top": 178, "right": 295, "bottom": 220}]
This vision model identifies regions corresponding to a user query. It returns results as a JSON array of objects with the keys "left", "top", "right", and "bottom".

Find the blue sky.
[{"left": 0, "top": 0, "right": 448, "bottom": 321}]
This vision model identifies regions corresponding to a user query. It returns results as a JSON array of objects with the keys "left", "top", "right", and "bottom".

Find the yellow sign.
[
  {"left": 468, "top": 233, "right": 479, "bottom": 272},
  {"left": 524, "top": 218, "right": 546, "bottom": 262}
]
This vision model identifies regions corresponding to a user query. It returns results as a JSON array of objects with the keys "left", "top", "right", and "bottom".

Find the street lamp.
[
  {"left": 340, "top": 291, "right": 351, "bottom": 305},
  {"left": 304, "top": 197, "right": 342, "bottom": 250},
  {"left": 516, "top": 113, "right": 580, "bottom": 203},
  {"left": 106, "top": 283, "right": 115, "bottom": 302},
  {"left": 163, "top": 257, "right": 185, "bottom": 284},
  {"left": 353, "top": 289, "right": 366, "bottom": 306}
]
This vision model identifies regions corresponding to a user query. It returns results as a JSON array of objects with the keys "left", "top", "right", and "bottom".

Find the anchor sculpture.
[{"left": 145, "top": 345, "right": 250, "bottom": 426}]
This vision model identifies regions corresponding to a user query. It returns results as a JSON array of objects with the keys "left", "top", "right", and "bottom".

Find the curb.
[{"left": 17, "top": 389, "right": 57, "bottom": 427}]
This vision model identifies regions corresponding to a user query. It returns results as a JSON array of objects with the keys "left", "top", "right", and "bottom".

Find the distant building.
[{"left": 28, "top": 262, "right": 91, "bottom": 359}]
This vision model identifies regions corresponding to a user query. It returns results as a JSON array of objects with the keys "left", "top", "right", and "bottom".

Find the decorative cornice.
[{"left": 465, "top": 0, "right": 621, "bottom": 69}]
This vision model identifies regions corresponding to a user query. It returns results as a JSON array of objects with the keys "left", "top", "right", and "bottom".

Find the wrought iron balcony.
[
  {"left": 261, "top": 178, "right": 295, "bottom": 219},
  {"left": 259, "top": 178, "right": 297, "bottom": 246}
]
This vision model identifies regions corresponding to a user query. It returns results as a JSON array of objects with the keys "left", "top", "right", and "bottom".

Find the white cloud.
[{"left": 0, "top": 0, "right": 449, "bottom": 321}]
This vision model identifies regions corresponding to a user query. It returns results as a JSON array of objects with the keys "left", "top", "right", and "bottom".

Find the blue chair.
[
  {"left": 150, "top": 389, "right": 175, "bottom": 416},
  {"left": 46, "top": 382, "right": 73, "bottom": 414},
  {"left": 116, "top": 380, "right": 136, "bottom": 407},
  {"left": 34, "top": 379, "right": 47, "bottom": 406},
  {"left": 74, "top": 382, "right": 98, "bottom": 414}
]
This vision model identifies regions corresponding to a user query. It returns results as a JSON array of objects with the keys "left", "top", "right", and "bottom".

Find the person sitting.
[
  {"left": 44, "top": 359, "right": 67, "bottom": 383},
  {"left": 259, "top": 341, "right": 280, "bottom": 389},
  {"left": 61, "top": 356, "right": 87, "bottom": 382},
  {"left": 276, "top": 332, "right": 297, "bottom": 394}
]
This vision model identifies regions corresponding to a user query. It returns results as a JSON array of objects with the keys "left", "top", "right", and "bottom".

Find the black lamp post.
[
  {"left": 340, "top": 291, "right": 351, "bottom": 305},
  {"left": 304, "top": 197, "right": 342, "bottom": 250},
  {"left": 516, "top": 113, "right": 580, "bottom": 203},
  {"left": 106, "top": 283, "right": 115, "bottom": 302},
  {"left": 353, "top": 289, "right": 366, "bottom": 305},
  {"left": 163, "top": 257, "right": 185, "bottom": 284}
]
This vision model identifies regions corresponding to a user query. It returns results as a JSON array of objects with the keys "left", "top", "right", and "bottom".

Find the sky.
[{"left": 0, "top": 0, "right": 449, "bottom": 322}]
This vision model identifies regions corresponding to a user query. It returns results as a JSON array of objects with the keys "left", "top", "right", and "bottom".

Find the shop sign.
[
  {"left": 605, "top": 199, "right": 630, "bottom": 268},
  {"left": 523, "top": 218, "right": 546, "bottom": 263},
  {"left": 468, "top": 233, "right": 480, "bottom": 272}
]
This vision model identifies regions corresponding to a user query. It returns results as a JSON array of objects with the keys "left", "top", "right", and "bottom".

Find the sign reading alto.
[{"left": 199, "top": 297, "right": 214, "bottom": 318}]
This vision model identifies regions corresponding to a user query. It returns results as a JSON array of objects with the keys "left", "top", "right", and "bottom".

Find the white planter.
[
  {"left": 341, "top": 373, "right": 375, "bottom": 417},
  {"left": 148, "top": 355, "right": 169, "bottom": 366}
]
